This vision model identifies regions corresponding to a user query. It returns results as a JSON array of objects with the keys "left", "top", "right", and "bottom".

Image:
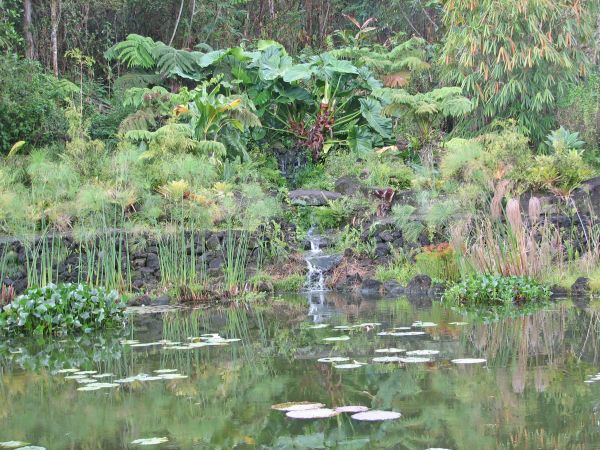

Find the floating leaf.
[
  {"left": 405, "top": 350, "right": 439, "bottom": 356},
  {"left": 399, "top": 357, "right": 431, "bottom": 363},
  {"left": 55, "top": 368, "right": 80, "bottom": 374},
  {"left": 375, "top": 348, "right": 406, "bottom": 353},
  {"left": 308, "top": 324, "right": 329, "bottom": 329},
  {"left": 0, "top": 442, "right": 30, "bottom": 449},
  {"left": 372, "top": 356, "right": 402, "bottom": 363},
  {"left": 378, "top": 331, "right": 426, "bottom": 336},
  {"left": 451, "top": 358, "right": 486, "bottom": 364},
  {"left": 77, "top": 383, "right": 119, "bottom": 391},
  {"left": 317, "top": 357, "right": 350, "bottom": 363},
  {"left": 154, "top": 369, "right": 178, "bottom": 374},
  {"left": 271, "top": 402, "right": 325, "bottom": 412},
  {"left": 448, "top": 322, "right": 469, "bottom": 326},
  {"left": 351, "top": 410, "right": 401, "bottom": 421},
  {"left": 120, "top": 340, "right": 140, "bottom": 345},
  {"left": 323, "top": 336, "right": 350, "bottom": 342},
  {"left": 74, "top": 371, "right": 97, "bottom": 375},
  {"left": 159, "top": 374, "right": 188, "bottom": 380},
  {"left": 92, "top": 373, "right": 114, "bottom": 379},
  {"left": 334, "top": 361, "right": 367, "bottom": 369},
  {"left": 411, "top": 321, "right": 437, "bottom": 328},
  {"left": 392, "top": 327, "right": 411, "bottom": 330},
  {"left": 286, "top": 408, "right": 339, "bottom": 419},
  {"left": 131, "top": 437, "right": 169, "bottom": 446},
  {"left": 335, "top": 406, "right": 369, "bottom": 413},
  {"left": 334, "top": 326, "right": 352, "bottom": 330}
]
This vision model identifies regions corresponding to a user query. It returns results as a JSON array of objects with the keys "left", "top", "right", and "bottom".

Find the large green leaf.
[
  {"left": 282, "top": 63, "right": 314, "bottom": 82},
  {"left": 256, "top": 47, "right": 294, "bottom": 81},
  {"left": 347, "top": 125, "right": 373, "bottom": 154},
  {"left": 359, "top": 97, "right": 392, "bottom": 138},
  {"left": 197, "top": 50, "right": 228, "bottom": 68}
]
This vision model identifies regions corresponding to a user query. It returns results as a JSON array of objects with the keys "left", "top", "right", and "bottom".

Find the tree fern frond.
[
  {"left": 152, "top": 43, "right": 204, "bottom": 80},
  {"left": 106, "top": 34, "right": 156, "bottom": 69},
  {"left": 119, "top": 109, "right": 157, "bottom": 133}
]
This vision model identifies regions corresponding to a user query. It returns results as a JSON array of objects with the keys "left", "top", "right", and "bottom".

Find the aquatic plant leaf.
[
  {"left": 55, "top": 368, "right": 80, "bottom": 374},
  {"left": 308, "top": 324, "right": 329, "bottom": 329},
  {"left": 271, "top": 401, "right": 325, "bottom": 412},
  {"left": 372, "top": 356, "right": 402, "bottom": 363},
  {"left": 405, "top": 350, "right": 440, "bottom": 356},
  {"left": 119, "top": 340, "right": 140, "bottom": 345},
  {"left": 64, "top": 374, "right": 90, "bottom": 380},
  {"left": 131, "top": 437, "right": 169, "bottom": 445},
  {"left": 451, "top": 358, "right": 486, "bottom": 364},
  {"left": 317, "top": 357, "right": 350, "bottom": 363},
  {"left": 375, "top": 348, "right": 406, "bottom": 353},
  {"left": 399, "top": 357, "right": 431, "bottom": 363},
  {"left": 448, "top": 322, "right": 469, "bottom": 326},
  {"left": 92, "top": 373, "right": 114, "bottom": 379},
  {"left": 74, "top": 371, "right": 97, "bottom": 375},
  {"left": 351, "top": 410, "right": 401, "bottom": 421},
  {"left": 77, "top": 383, "right": 119, "bottom": 391},
  {"left": 334, "top": 406, "right": 369, "bottom": 413},
  {"left": 14, "top": 447, "right": 46, "bottom": 450},
  {"left": 334, "top": 361, "right": 367, "bottom": 369},
  {"left": 154, "top": 369, "right": 178, "bottom": 374},
  {"left": 130, "top": 342, "right": 162, "bottom": 347},
  {"left": 323, "top": 336, "right": 350, "bottom": 342},
  {"left": 411, "top": 321, "right": 437, "bottom": 327},
  {"left": 76, "top": 378, "right": 97, "bottom": 384},
  {"left": 0, "top": 442, "right": 30, "bottom": 449},
  {"left": 378, "top": 331, "right": 426, "bottom": 336},
  {"left": 333, "top": 326, "right": 352, "bottom": 330},
  {"left": 286, "top": 408, "right": 339, "bottom": 419},
  {"left": 158, "top": 374, "right": 188, "bottom": 380},
  {"left": 392, "top": 327, "right": 411, "bottom": 330}
]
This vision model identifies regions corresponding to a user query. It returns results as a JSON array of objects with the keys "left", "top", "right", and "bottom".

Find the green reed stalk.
[{"left": 222, "top": 226, "right": 250, "bottom": 292}]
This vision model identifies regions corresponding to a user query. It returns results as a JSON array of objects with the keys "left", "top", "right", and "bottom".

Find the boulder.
[
  {"left": 289, "top": 189, "right": 342, "bottom": 206},
  {"left": 360, "top": 278, "right": 382, "bottom": 295},
  {"left": 406, "top": 275, "right": 432, "bottom": 294},
  {"left": 382, "top": 280, "right": 404, "bottom": 296},
  {"left": 128, "top": 294, "right": 152, "bottom": 306},
  {"left": 334, "top": 176, "right": 363, "bottom": 196},
  {"left": 571, "top": 277, "right": 590, "bottom": 296}
]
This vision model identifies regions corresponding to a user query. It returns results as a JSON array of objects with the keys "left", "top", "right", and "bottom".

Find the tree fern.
[
  {"left": 152, "top": 43, "right": 205, "bottom": 80},
  {"left": 105, "top": 34, "right": 157, "bottom": 69}
]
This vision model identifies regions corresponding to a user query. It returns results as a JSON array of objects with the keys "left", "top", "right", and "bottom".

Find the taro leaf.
[
  {"left": 347, "top": 125, "right": 373, "bottom": 155},
  {"left": 274, "top": 85, "right": 312, "bottom": 103},
  {"left": 282, "top": 63, "right": 315, "bottom": 82},
  {"left": 197, "top": 50, "right": 227, "bottom": 68},
  {"left": 359, "top": 97, "right": 392, "bottom": 138},
  {"left": 257, "top": 47, "right": 294, "bottom": 81},
  {"left": 318, "top": 54, "right": 358, "bottom": 75}
]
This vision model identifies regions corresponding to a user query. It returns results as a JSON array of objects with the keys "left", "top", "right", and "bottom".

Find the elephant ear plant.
[{"left": 0, "top": 283, "right": 126, "bottom": 336}]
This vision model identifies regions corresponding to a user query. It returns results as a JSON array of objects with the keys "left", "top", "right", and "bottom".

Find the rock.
[
  {"left": 374, "top": 243, "right": 390, "bottom": 258},
  {"left": 129, "top": 294, "right": 152, "bottom": 306},
  {"left": 379, "top": 230, "right": 395, "bottom": 242},
  {"left": 334, "top": 176, "right": 363, "bottom": 196},
  {"left": 550, "top": 284, "right": 569, "bottom": 299},
  {"left": 155, "top": 295, "right": 170, "bottom": 305},
  {"left": 206, "top": 234, "right": 221, "bottom": 251},
  {"left": 288, "top": 189, "right": 342, "bottom": 206},
  {"left": 429, "top": 282, "right": 446, "bottom": 295},
  {"left": 382, "top": 280, "right": 403, "bottom": 295},
  {"left": 406, "top": 275, "right": 432, "bottom": 294},
  {"left": 571, "top": 277, "right": 590, "bottom": 296},
  {"left": 343, "top": 248, "right": 354, "bottom": 258},
  {"left": 208, "top": 255, "right": 224, "bottom": 271},
  {"left": 145, "top": 252, "right": 159, "bottom": 269},
  {"left": 256, "top": 281, "right": 273, "bottom": 292},
  {"left": 360, "top": 278, "right": 382, "bottom": 295},
  {"left": 306, "top": 254, "right": 342, "bottom": 272}
]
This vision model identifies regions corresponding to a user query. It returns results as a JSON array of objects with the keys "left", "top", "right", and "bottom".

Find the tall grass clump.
[
  {"left": 222, "top": 225, "right": 251, "bottom": 295},
  {"left": 24, "top": 228, "right": 68, "bottom": 288},
  {"left": 158, "top": 228, "right": 206, "bottom": 287}
]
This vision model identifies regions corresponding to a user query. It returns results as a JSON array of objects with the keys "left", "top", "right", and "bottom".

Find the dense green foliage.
[
  {"left": 443, "top": 275, "right": 550, "bottom": 308},
  {"left": 0, "top": 283, "right": 126, "bottom": 335}
]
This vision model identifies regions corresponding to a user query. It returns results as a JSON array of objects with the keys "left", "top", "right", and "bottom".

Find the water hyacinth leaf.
[
  {"left": 451, "top": 358, "right": 486, "bottom": 364},
  {"left": 405, "top": 350, "right": 440, "bottom": 356},
  {"left": 131, "top": 437, "right": 169, "bottom": 446},
  {"left": 317, "top": 357, "right": 350, "bottom": 363},
  {"left": 323, "top": 336, "right": 350, "bottom": 342},
  {"left": 351, "top": 410, "right": 401, "bottom": 421},
  {"left": 286, "top": 408, "right": 339, "bottom": 419},
  {"left": 375, "top": 348, "right": 406, "bottom": 353},
  {"left": 334, "top": 406, "right": 369, "bottom": 413},
  {"left": 399, "top": 357, "right": 431, "bottom": 363},
  {"left": 308, "top": 324, "right": 329, "bottom": 329},
  {"left": 271, "top": 401, "right": 325, "bottom": 412}
]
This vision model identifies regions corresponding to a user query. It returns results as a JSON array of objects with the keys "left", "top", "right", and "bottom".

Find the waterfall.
[{"left": 304, "top": 227, "right": 341, "bottom": 293}]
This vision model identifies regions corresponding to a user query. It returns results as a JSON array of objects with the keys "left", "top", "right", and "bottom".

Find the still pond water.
[{"left": 2, "top": 293, "right": 600, "bottom": 449}]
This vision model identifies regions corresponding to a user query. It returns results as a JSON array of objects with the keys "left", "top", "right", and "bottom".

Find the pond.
[{"left": 1, "top": 293, "right": 600, "bottom": 449}]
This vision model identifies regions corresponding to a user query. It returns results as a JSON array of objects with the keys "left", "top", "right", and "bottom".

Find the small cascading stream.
[{"left": 304, "top": 227, "right": 341, "bottom": 293}]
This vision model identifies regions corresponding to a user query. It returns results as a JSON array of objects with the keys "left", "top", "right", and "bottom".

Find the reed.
[
  {"left": 222, "top": 226, "right": 251, "bottom": 295},
  {"left": 158, "top": 228, "right": 204, "bottom": 287}
]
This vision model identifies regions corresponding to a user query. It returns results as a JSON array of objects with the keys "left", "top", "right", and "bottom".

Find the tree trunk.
[
  {"left": 50, "top": 0, "right": 61, "bottom": 76},
  {"left": 23, "top": 0, "right": 34, "bottom": 59},
  {"left": 168, "top": 0, "right": 185, "bottom": 46}
]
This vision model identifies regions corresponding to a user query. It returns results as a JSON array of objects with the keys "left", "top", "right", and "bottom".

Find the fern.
[
  {"left": 106, "top": 34, "right": 157, "bottom": 69},
  {"left": 122, "top": 86, "right": 170, "bottom": 109},
  {"left": 119, "top": 109, "right": 157, "bottom": 133},
  {"left": 152, "top": 43, "right": 205, "bottom": 80},
  {"left": 197, "top": 140, "right": 227, "bottom": 157}
]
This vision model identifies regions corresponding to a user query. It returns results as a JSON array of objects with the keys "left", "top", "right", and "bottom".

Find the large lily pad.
[
  {"left": 271, "top": 401, "right": 325, "bottom": 412},
  {"left": 375, "top": 348, "right": 406, "bottom": 353},
  {"left": 351, "top": 410, "right": 401, "bottom": 421},
  {"left": 323, "top": 336, "right": 350, "bottom": 342},
  {"left": 399, "top": 357, "right": 431, "bottom": 363},
  {"left": 286, "top": 408, "right": 339, "bottom": 419},
  {"left": 131, "top": 437, "right": 169, "bottom": 445},
  {"left": 335, "top": 405, "right": 369, "bottom": 413},
  {"left": 0, "top": 442, "right": 30, "bottom": 449},
  {"left": 372, "top": 356, "right": 402, "bottom": 363},
  {"left": 334, "top": 361, "right": 367, "bottom": 369},
  {"left": 451, "top": 358, "right": 486, "bottom": 364},
  {"left": 406, "top": 350, "right": 439, "bottom": 356}
]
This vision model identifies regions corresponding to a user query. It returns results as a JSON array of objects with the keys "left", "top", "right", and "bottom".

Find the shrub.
[
  {"left": 0, "top": 283, "right": 126, "bottom": 335},
  {"left": 415, "top": 243, "right": 460, "bottom": 283},
  {"left": 443, "top": 274, "right": 550, "bottom": 309}
]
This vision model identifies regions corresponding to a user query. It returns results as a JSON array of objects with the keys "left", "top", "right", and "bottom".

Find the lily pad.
[
  {"left": 75, "top": 378, "right": 97, "bottom": 384},
  {"left": 154, "top": 369, "right": 178, "bottom": 374},
  {"left": 372, "top": 356, "right": 402, "bottom": 363},
  {"left": 334, "top": 405, "right": 369, "bottom": 413},
  {"left": 448, "top": 322, "right": 469, "bottom": 326},
  {"left": 55, "top": 368, "right": 80, "bottom": 374},
  {"left": 308, "top": 324, "right": 329, "bottom": 329},
  {"left": 286, "top": 408, "right": 339, "bottom": 419},
  {"left": 158, "top": 373, "right": 188, "bottom": 380},
  {"left": 317, "top": 357, "right": 350, "bottom": 363},
  {"left": 334, "top": 361, "right": 367, "bottom": 369},
  {"left": 323, "top": 336, "right": 350, "bottom": 342},
  {"left": 351, "top": 410, "right": 401, "bottom": 421},
  {"left": 92, "top": 373, "right": 114, "bottom": 379},
  {"left": 77, "top": 382, "right": 119, "bottom": 391},
  {"left": 405, "top": 350, "right": 439, "bottom": 356},
  {"left": 399, "top": 357, "right": 431, "bottom": 363},
  {"left": 0, "top": 442, "right": 30, "bottom": 449},
  {"left": 74, "top": 371, "right": 97, "bottom": 375},
  {"left": 130, "top": 342, "right": 162, "bottom": 348},
  {"left": 131, "top": 437, "right": 169, "bottom": 446},
  {"left": 64, "top": 374, "right": 89, "bottom": 380},
  {"left": 119, "top": 339, "right": 140, "bottom": 345},
  {"left": 333, "top": 326, "right": 352, "bottom": 330},
  {"left": 411, "top": 321, "right": 437, "bottom": 328},
  {"left": 271, "top": 401, "right": 325, "bottom": 411},
  {"left": 378, "top": 331, "right": 426, "bottom": 336},
  {"left": 375, "top": 348, "right": 406, "bottom": 353},
  {"left": 451, "top": 358, "right": 486, "bottom": 364}
]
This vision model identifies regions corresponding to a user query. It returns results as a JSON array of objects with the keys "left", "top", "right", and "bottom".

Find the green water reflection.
[{"left": 1, "top": 294, "right": 600, "bottom": 449}]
